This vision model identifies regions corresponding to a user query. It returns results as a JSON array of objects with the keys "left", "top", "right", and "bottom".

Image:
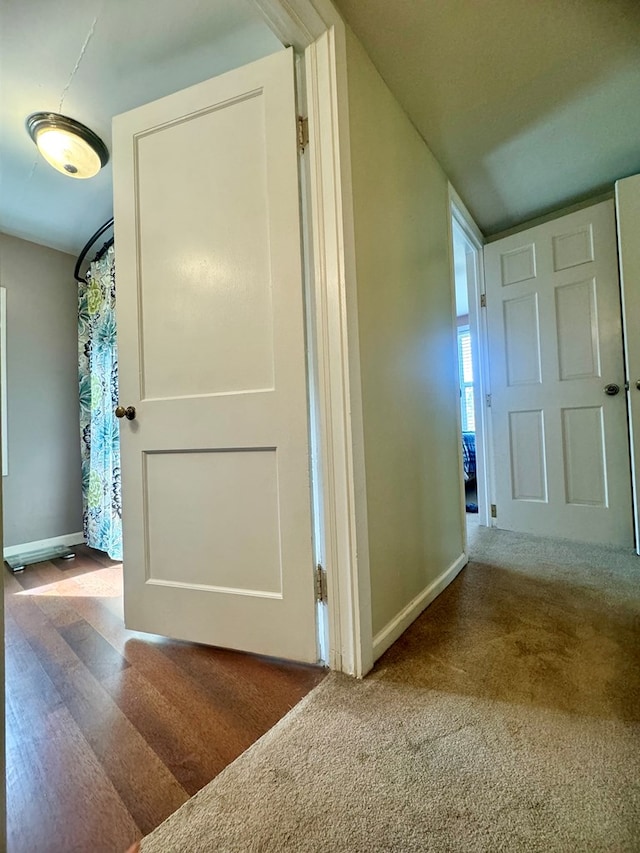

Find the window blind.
[{"left": 457, "top": 328, "right": 475, "bottom": 432}]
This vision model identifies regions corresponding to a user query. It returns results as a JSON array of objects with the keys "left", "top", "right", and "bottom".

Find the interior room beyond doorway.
[{"left": 452, "top": 218, "right": 481, "bottom": 534}]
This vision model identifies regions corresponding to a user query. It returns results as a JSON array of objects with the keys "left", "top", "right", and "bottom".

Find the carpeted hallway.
[{"left": 141, "top": 526, "right": 640, "bottom": 852}]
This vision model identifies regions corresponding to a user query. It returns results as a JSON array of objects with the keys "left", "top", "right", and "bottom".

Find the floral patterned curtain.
[{"left": 78, "top": 245, "right": 122, "bottom": 559}]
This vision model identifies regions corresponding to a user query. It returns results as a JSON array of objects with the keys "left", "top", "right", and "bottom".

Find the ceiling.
[
  {"left": 333, "top": 0, "right": 640, "bottom": 236},
  {"left": 0, "top": 0, "right": 281, "bottom": 257},
  {"left": 2, "top": 1, "right": 640, "bottom": 257}
]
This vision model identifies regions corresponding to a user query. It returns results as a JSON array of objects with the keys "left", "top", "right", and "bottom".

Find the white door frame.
[
  {"left": 253, "top": 0, "right": 374, "bottom": 677},
  {"left": 448, "top": 186, "right": 492, "bottom": 530}
]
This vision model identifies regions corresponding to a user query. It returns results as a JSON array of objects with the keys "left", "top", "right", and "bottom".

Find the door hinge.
[
  {"left": 491, "top": 503, "right": 497, "bottom": 518},
  {"left": 480, "top": 293, "right": 487, "bottom": 308},
  {"left": 314, "top": 563, "right": 327, "bottom": 604},
  {"left": 486, "top": 393, "right": 492, "bottom": 407},
  {"left": 297, "top": 116, "right": 309, "bottom": 152}
]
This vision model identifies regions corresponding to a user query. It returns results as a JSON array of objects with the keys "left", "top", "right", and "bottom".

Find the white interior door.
[
  {"left": 484, "top": 200, "right": 633, "bottom": 546},
  {"left": 616, "top": 174, "right": 640, "bottom": 554},
  {"left": 112, "top": 48, "right": 318, "bottom": 662}
]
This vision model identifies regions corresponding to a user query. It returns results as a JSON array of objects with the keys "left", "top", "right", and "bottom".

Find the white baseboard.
[
  {"left": 373, "top": 551, "right": 468, "bottom": 661},
  {"left": 4, "top": 531, "right": 85, "bottom": 560}
]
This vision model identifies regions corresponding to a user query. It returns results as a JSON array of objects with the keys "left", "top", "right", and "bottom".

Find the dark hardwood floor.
[{"left": 5, "top": 545, "right": 326, "bottom": 853}]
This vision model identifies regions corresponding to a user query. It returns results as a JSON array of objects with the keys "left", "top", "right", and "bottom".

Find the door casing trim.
[
  {"left": 449, "top": 186, "right": 491, "bottom": 532},
  {"left": 254, "top": 0, "right": 374, "bottom": 677}
]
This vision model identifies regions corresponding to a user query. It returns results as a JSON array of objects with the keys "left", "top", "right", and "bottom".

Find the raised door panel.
[
  {"left": 503, "top": 294, "right": 542, "bottom": 386},
  {"left": 135, "top": 94, "right": 275, "bottom": 401},
  {"left": 509, "top": 410, "right": 548, "bottom": 503},
  {"left": 561, "top": 407, "right": 607, "bottom": 507},
  {"left": 555, "top": 279, "right": 600, "bottom": 381}
]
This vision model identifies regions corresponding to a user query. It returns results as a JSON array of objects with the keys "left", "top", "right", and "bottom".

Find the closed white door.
[
  {"left": 483, "top": 201, "right": 633, "bottom": 546},
  {"left": 112, "top": 48, "right": 318, "bottom": 662},
  {"left": 616, "top": 174, "right": 640, "bottom": 554}
]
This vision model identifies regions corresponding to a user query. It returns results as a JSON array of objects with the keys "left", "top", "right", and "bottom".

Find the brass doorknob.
[{"left": 115, "top": 405, "right": 136, "bottom": 420}]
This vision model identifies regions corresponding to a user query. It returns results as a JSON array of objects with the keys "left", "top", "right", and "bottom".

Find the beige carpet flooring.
[{"left": 141, "top": 526, "right": 640, "bottom": 852}]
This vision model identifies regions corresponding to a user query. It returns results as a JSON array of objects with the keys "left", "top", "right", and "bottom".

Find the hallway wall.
[{"left": 345, "top": 28, "right": 465, "bottom": 651}]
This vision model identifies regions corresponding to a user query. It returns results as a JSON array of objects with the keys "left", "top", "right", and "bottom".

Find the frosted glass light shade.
[{"left": 26, "top": 113, "right": 109, "bottom": 179}]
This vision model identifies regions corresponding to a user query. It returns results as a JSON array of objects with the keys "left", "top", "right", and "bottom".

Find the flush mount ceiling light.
[{"left": 26, "top": 112, "right": 109, "bottom": 179}]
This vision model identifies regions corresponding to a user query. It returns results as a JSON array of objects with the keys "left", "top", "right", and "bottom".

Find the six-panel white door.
[
  {"left": 112, "top": 48, "right": 319, "bottom": 662},
  {"left": 484, "top": 201, "right": 633, "bottom": 546}
]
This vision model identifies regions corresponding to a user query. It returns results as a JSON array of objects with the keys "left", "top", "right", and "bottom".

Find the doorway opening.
[{"left": 450, "top": 198, "right": 490, "bottom": 536}]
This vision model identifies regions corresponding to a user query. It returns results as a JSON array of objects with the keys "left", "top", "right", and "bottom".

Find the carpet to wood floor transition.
[{"left": 142, "top": 525, "right": 640, "bottom": 852}]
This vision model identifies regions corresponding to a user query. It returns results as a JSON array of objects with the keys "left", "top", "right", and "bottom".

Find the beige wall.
[
  {"left": 616, "top": 174, "right": 640, "bottom": 552},
  {"left": 345, "top": 28, "right": 465, "bottom": 638},
  {"left": 0, "top": 233, "right": 83, "bottom": 548}
]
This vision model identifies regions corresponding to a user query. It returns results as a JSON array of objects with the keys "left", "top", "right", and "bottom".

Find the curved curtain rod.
[{"left": 74, "top": 216, "right": 114, "bottom": 283}]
